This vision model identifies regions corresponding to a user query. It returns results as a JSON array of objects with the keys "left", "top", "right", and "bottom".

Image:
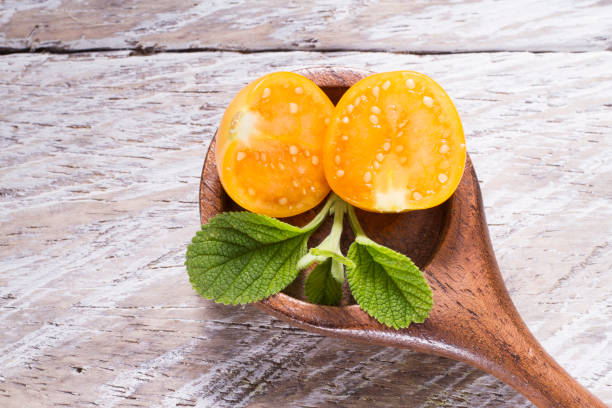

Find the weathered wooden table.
[{"left": 1, "top": 2, "right": 610, "bottom": 407}]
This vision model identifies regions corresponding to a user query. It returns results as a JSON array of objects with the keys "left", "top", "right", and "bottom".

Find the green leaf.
[
  {"left": 305, "top": 259, "right": 343, "bottom": 306},
  {"left": 185, "top": 212, "right": 310, "bottom": 305},
  {"left": 346, "top": 236, "right": 433, "bottom": 329}
]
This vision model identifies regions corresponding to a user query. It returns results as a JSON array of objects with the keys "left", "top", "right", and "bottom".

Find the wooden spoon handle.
[
  {"left": 507, "top": 343, "right": 605, "bottom": 407},
  {"left": 462, "top": 309, "right": 607, "bottom": 407},
  {"left": 419, "top": 159, "right": 606, "bottom": 407}
]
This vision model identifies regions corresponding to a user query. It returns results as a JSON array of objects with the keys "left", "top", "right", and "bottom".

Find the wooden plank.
[
  {"left": 0, "top": 50, "right": 610, "bottom": 407},
  {"left": 1, "top": 0, "right": 611, "bottom": 53}
]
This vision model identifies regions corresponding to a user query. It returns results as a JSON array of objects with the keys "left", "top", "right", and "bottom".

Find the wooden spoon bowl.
[{"left": 199, "top": 67, "right": 605, "bottom": 408}]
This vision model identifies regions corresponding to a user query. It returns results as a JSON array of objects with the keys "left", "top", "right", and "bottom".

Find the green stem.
[
  {"left": 297, "top": 196, "right": 347, "bottom": 270},
  {"left": 301, "top": 193, "right": 338, "bottom": 232},
  {"left": 347, "top": 204, "right": 366, "bottom": 238},
  {"left": 330, "top": 258, "right": 345, "bottom": 285},
  {"left": 327, "top": 199, "right": 347, "bottom": 251}
]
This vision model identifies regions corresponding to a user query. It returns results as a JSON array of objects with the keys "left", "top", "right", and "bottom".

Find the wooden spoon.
[{"left": 198, "top": 67, "right": 606, "bottom": 408}]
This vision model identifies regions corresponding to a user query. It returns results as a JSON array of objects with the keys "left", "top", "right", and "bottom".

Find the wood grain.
[
  {"left": 1, "top": 0, "right": 612, "bottom": 53},
  {"left": 1, "top": 50, "right": 611, "bottom": 407}
]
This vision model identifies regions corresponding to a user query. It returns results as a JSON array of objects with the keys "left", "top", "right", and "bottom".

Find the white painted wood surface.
[
  {"left": 1, "top": 0, "right": 611, "bottom": 52},
  {"left": 1, "top": 49, "right": 610, "bottom": 407}
]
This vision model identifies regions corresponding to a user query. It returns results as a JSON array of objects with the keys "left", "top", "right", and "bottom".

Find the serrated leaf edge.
[{"left": 346, "top": 241, "right": 433, "bottom": 329}]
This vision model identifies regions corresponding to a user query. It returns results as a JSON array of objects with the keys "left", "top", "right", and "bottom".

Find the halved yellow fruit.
[
  {"left": 216, "top": 72, "right": 334, "bottom": 217},
  {"left": 324, "top": 71, "right": 466, "bottom": 212}
]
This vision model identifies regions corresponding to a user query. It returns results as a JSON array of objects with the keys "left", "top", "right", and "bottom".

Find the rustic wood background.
[{"left": 1, "top": 1, "right": 610, "bottom": 407}]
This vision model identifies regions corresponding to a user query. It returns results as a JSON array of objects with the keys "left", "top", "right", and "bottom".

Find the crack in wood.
[{"left": 1, "top": 45, "right": 606, "bottom": 57}]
